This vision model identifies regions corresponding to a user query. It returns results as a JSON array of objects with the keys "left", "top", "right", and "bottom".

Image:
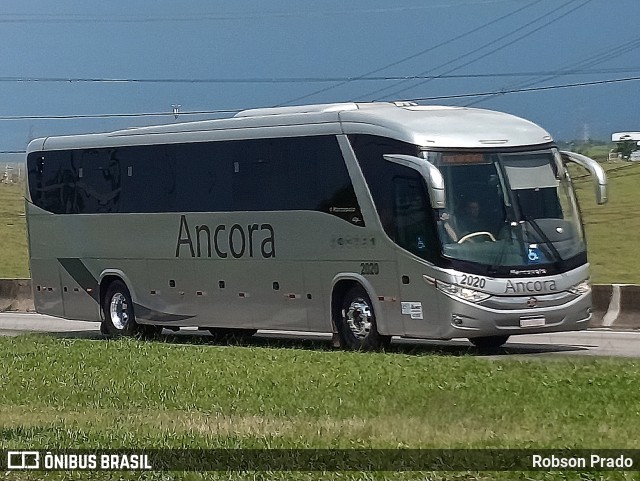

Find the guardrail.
[
  {"left": 0, "top": 279, "right": 34, "bottom": 312},
  {"left": 591, "top": 284, "right": 640, "bottom": 329},
  {"left": 1, "top": 279, "right": 639, "bottom": 329}
]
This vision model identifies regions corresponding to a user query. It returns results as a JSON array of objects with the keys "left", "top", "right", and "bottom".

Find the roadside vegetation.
[
  {"left": 1, "top": 335, "right": 640, "bottom": 480},
  {"left": 571, "top": 160, "right": 640, "bottom": 283},
  {"left": 0, "top": 181, "right": 28, "bottom": 278}
]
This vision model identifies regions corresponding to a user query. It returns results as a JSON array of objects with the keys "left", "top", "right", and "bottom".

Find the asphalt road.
[{"left": 0, "top": 311, "right": 638, "bottom": 358}]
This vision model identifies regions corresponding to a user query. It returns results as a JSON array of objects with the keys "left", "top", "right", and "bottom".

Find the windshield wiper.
[{"left": 521, "top": 215, "right": 562, "bottom": 264}]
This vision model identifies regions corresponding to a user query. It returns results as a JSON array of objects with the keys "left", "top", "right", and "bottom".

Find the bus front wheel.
[
  {"left": 336, "top": 285, "right": 390, "bottom": 351},
  {"left": 101, "top": 280, "right": 159, "bottom": 338},
  {"left": 469, "top": 335, "right": 510, "bottom": 351}
]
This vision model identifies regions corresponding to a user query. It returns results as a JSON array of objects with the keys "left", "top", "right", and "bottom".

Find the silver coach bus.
[{"left": 26, "top": 102, "right": 607, "bottom": 350}]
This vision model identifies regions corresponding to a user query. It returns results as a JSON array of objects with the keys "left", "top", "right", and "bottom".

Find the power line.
[
  {"left": 404, "top": 76, "right": 640, "bottom": 102},
  {"left": 464, "top": 34, "right": 640, "bottom": 106},
  {"left": 0, "top": 75, "right": 637, "bottom": 123},
  {"left": 0, "top": 3, "right": 529, "bottom": 23},
  {"left": 0, "top": 109, "right": 240, "bottom": 121},
  {"left": 362, "top": 0, "right": 593, "bottom": 101},
  {"left": 355, "top": 0, "right": 587, "bottom": 100},
  {"left": 278, "top": 0, "right": 545, "bottom": 106},
  {"left": 2, "top": 68, "right": 640, "bottom": 85}
]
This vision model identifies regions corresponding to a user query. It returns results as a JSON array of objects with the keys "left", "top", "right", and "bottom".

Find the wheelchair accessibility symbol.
[{"left": 527, "top": 245, "right": 543, "bottom": 264}]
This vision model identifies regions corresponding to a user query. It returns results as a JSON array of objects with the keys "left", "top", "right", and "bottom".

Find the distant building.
[
  {"left": 612, "top": 132, "right": 640, "bottom": 160},
  {"left": 612, "top": 132, "right": 640, "bottom": 142}
]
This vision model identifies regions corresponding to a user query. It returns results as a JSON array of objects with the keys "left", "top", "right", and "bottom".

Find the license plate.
[{"left": 520, "top": 316, "right": 545, "bottom": 328}]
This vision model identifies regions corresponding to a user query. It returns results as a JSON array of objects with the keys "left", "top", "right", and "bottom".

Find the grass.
[
  {"left": 571, "top": 161, "right": 640, "bottom": 283},
  {"left": 1, "top": 335, "right": 640, "bottom": 480},
  {"left": 0, "top": 182, "right": 28, "bottom": 278},
  {"left": 571, "top": 143, "right": 613, "bottom": 162}
]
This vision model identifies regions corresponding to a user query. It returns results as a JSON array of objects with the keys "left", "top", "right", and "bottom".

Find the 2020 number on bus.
[
  {"left": 360, "top": 262, "right": 380, "bottom": 275},
  {"left": 460, "top": 274, "right": 486, "bottom": 289}
]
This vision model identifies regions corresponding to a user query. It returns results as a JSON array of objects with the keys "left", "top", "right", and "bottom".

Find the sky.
[{"left": 1, "top": 0, "right": 639, "bottom": 161}]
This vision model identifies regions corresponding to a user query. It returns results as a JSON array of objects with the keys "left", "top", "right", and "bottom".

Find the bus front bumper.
[{"left": 440, "top": 290, "right": 592, "bottom": 339}]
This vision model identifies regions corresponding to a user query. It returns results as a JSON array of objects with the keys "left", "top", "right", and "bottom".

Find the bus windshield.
[{"left": 423, "top": 148, "right": 585, "bottom": 272}]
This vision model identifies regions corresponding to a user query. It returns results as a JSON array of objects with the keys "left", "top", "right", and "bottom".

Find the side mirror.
[
  {"left": 383, "top": 154, "right": 446, "bottom": 209},
  {"left": 560, "top": 151, "right": 608, "bottom": 205}
]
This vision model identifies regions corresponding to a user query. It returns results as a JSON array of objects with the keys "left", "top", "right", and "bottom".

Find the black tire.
[
  {"left": 335, "top": 285, "right": 390, "bottom": 351},
  {"left": 469, "top": 335, "right": 510, "bottom": 351},
  {"left": 101, "top": 280, "right": 160, "bottom": 338}
]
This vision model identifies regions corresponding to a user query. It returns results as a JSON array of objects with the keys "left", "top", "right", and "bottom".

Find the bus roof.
[{"left": 29, "top": 102, "right": 553, "bottom": 153}]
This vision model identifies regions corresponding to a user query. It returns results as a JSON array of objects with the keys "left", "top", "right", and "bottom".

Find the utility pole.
[
  {"left": 172, "top": 104, "right": 181, "bottom": 120},
  {"left": 582, "top": 122, "right": 590, "bottom": 143}
]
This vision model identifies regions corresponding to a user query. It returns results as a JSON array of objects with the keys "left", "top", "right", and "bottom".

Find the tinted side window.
[
  {"left": 120, "top": 144, "right": 176, "bottom": 213},
  {"left": 28, "top": 150, "right": 76, "bottom": 214},
  {"left": 349, "top": 134, "right": 417, "bottom": 237},
  {"left": 28, "top": 148, "right": 123, "bottom": 214},
  {"left": 231, "top": 139, "right": 278, "bottom": 211},
  {"left": 174, "top": 142, "right": 233, "bottom": 213},
  {"left": 28, "top": 136, "right": 362, "bottom": 224},
  {"left": 27, "top": 150, "right": 95, "bottom": 214},
  {"left": 349, "top": 134, "right": 440, "bottom": 262},
  {"left": 75, "top": 148, "right": 122, "bottom": 213},
  {"left": 393, "top": 176, "right": 432, "bottom": 257},
  {"left": 231, "top": 136, "right": 362, "bottom": 225}
]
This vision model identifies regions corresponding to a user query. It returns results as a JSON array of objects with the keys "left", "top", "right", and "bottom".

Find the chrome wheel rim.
[
  {"left": 344, "top": 297, "right": 372, "bottom": 340},
  {"left": 109, "top": 293, "right": 129, "bottom": 330}
]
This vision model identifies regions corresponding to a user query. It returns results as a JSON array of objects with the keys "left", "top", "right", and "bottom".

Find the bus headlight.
[
  {"left": 568, "top": 280, "right": 591, "bottom": 295},
  {"left": 434, "top": 279, "right": 491, "bottom": 303}
]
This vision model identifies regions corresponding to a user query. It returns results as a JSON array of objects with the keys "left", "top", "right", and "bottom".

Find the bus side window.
[
  {"left": 76, "top": 148, "right": 122, "bottom": 213},
  {"left": 393, "top": 176, "right": 430, "bottom": 255},
  {"left": 27, "top": 150, "right": 79, "bottom": 214},
  {"left": 349, "top": 134, "right": 440, "bottom": 263}
]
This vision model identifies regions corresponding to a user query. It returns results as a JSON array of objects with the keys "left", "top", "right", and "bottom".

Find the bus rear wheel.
[
  {"left": 469, "top": 335, "right": 510, "bottom": 351},
  {"left": 336, "top": 285, "right": 390, "bottom": 351},
  {"left": 101, "top": 280, "right": 160, "bottom": 338}
]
